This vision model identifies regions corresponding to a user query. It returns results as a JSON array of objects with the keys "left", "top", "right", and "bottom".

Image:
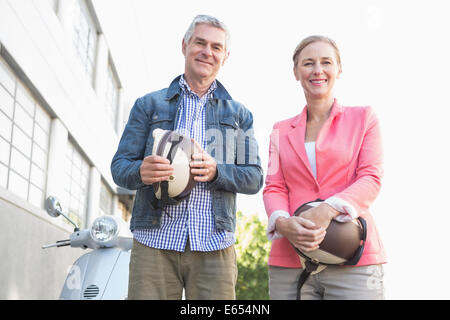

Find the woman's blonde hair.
[{"left": 292, "top": 35, "right": 341, "bottom": 67}]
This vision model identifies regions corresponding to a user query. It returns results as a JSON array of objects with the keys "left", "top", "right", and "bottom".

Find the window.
[
  {"left": 72, "top": 0, "right": 98, "bottom": 83},
  {"left": 105, "top": 61, "right": 120, "bottom": 131},
  {"left": 99, "top": 180, "right": 113, "bottom": 216},
  {"left": 118, "top": 200, "right": 131, "bottom": 223},
  {"left": 0, "top": 57, "right": 51, "bottom": 208},
  {"left": 63, "top": 139, "right": 90, "bottom": 228}
]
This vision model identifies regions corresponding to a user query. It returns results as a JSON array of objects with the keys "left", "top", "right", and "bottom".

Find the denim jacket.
[{"left": 111, "top": 75, "right": 264, "bottom": 232}]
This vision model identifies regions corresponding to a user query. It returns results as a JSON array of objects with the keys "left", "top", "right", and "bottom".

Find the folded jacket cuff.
[
  {"left": 267, "top": 210, "right": 290, "bottom": 241},
  {"left": 325, "top": 196, "right": 358, "bottom": 222}
]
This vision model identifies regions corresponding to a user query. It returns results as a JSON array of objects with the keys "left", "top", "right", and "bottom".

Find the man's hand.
[
  {"left": 189, "top": 139, "right": 217, "bottom": 182},
  {"left": 275, "top": 216, "right": 326, "bottom": 252},
  {"left": 139, "top": 155, "right": 174, "bottom": 185}
]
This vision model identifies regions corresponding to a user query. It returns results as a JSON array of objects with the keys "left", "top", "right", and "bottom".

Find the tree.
[{"left": 235, "top": 211, "right": 271, "bottom": 300}]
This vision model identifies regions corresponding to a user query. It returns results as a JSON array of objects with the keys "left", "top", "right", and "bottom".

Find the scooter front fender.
[{"left": 60, "top": 247, "right": 130, "bottom": 300}]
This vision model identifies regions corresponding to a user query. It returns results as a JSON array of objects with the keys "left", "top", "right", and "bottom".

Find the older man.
[{"left": 111, "top": 15, "right": 263, "bottom": 300}]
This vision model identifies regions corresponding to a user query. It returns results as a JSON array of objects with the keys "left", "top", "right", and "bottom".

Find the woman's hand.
[
  {"left": 299, "top": 203, "right": 340, "bottom": 231},
  {"left": 275, "top": 216, "right": 326, "bottom": 252}
]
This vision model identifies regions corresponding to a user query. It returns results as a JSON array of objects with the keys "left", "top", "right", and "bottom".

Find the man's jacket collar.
[{"left": 165, "top": 75, "right": 233, "bottom": 101}]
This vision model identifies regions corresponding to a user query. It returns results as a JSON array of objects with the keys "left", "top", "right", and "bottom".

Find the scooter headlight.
[{"left": 90, "top": 215, "right": 119, "bottom": 243}]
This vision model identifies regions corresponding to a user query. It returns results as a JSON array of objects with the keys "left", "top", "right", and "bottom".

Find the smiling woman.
[
  {"left": 293, "top": 36, "right": 342, "bottom": 106},
  {"left": 263, "top": 35, "right": 386, "bottom": 300}
]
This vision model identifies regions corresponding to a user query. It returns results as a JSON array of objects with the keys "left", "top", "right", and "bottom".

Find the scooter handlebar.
[{"left": 42, "top": 239, "right": 71, "bottom": 249}]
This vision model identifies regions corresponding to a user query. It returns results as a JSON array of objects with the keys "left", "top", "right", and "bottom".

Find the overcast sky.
[{"left": 99, "top": 0, "right": 450, "bottom": 299}]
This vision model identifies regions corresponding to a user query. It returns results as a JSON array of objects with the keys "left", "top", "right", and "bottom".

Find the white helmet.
[{"left": 151, "top": 129, "right": 197, "bottom": 204}]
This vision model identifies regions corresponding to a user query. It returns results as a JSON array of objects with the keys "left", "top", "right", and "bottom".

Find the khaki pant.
[
  {"left": 269, "top": 264, "right": 385, "bottom": 300},
  {"left": 128, "top": 239, "right": 237, "bottom": 300}
]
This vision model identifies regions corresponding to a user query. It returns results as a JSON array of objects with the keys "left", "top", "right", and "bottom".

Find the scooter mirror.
[{"left": 45, "top": 196, "right": 62, "bottom": 218}]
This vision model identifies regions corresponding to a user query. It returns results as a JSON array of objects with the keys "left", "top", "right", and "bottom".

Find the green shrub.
[{"left": 235, "top": 211, "right": 270, "bottom": 300}]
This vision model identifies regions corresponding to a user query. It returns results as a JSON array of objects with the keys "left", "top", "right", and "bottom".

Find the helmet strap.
[
  {"left": 157, "top": 136, "right": 184, "bottom": 214},
  {"left": 296, "top": 259, "right": 320, "bottom": 300}
]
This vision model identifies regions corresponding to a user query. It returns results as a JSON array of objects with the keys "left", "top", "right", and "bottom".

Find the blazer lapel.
[
  {"left": 287, "top": 107, "right": 317, "bottom": 181},
  {"left": 314, "top": 99, "right": 343, "bottom": 183}
]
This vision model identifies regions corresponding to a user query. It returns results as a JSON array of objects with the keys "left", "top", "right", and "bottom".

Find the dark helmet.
[
  {"left": 293, "top": 199, "right": 368, "bottom": 300},
  {"left": 293, "top": 199, "right": 367, "bottom": 266}
]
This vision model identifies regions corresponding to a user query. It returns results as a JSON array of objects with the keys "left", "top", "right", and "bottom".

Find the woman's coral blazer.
[{"left": 263, "top": 99, "right": 387, "bottom": 268}]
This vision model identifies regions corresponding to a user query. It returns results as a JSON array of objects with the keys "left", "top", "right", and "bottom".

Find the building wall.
[
  {"left": 0, "top": 0, "right": 138, "bottom": 299},
  {"left": 0, "top": 188, "right": 85, "bottom": 299}
]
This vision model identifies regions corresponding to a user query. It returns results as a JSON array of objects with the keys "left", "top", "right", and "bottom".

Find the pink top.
[{"left": 263, "top": 99, "right": 387, "bottom": 268}]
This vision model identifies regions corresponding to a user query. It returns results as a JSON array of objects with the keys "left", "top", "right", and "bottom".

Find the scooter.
[{"left": 42, "top": 196, "right": 132, "bottom": 300}]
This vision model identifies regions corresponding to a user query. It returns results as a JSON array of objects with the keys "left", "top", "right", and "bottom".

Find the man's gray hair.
[{"left": 183, "top": 15, "right": 230, "bottom": 52}]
